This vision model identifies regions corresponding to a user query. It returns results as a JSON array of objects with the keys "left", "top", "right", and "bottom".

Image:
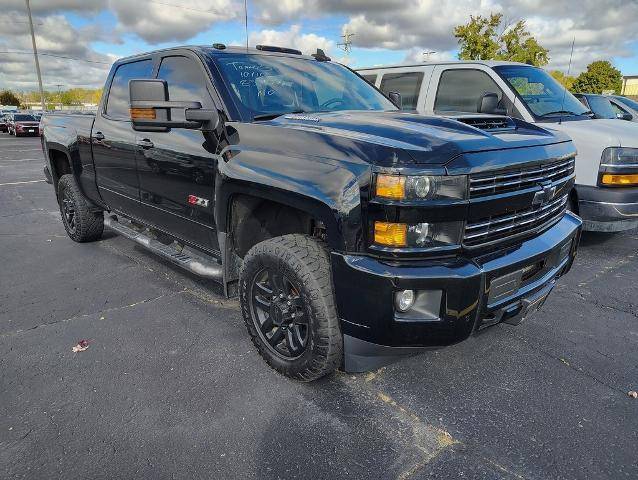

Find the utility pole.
[
  {"left": 25, "top": 0, "right": 46, "bottom": 112},
  {"left": 55, "top": 84, "right": 63, "bottom": 110},
  {"left": 338, "top": 30, "right": 355, "bottom": 55}
]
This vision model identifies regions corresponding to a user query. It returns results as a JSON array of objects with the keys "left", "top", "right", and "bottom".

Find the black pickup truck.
[{"left": 41, "top": 44, "right": 582, "bottom": 380}]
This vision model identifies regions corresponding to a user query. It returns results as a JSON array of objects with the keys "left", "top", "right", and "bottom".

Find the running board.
[{"left": 104, "top": 216, "right": 223, "bottom": 280}]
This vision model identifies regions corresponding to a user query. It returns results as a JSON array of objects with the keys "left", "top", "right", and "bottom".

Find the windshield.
[
  {"left": 585, "top": 95, "right": 616, "bottom": 119},
  {"left": 614, "top": 96, "right": 638, "bottom": 111},
  {"left": 213, "top": 53, "right": 396, "bottom": 120},
  {"left": 14, "top": 114, "right": 37, "bottom": 121},
  {"left": 494, "top": 65, "right": 589, "bottom": 119}
]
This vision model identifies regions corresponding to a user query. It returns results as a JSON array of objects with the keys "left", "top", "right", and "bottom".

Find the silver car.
[{"left": 607, "top": 95, "right": 638, "bottom": 122}]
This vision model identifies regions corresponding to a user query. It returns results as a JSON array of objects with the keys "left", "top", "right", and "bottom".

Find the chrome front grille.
[
  {"left": 464, "top": 193, "right": 568, "bottom": 247},
  {"left": 470, "top": 157, "right": 575, "bottom": 199}
]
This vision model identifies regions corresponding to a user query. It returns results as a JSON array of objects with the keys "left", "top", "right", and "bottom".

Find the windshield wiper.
[
  {"left": 253, "top": 110, "right": 306, "bottom": 121},
  {"left": 539, "top": 110, "right": 583, "bottom": 118}
]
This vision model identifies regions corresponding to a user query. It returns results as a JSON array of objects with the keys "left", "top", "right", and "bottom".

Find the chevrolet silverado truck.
[{"left": 41, "top": 45, "right": 582, "bottom": 381}]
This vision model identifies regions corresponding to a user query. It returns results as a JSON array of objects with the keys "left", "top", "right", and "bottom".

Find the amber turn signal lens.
[
  {"left": 601, "top": 173, "right": 638, "bottom": 186},
  {"left": 376, "top": 174, "right": 406, "bottom": 200},
  {"left": 130, "top": 108, "right": 156, "bottom": 120},
  {"left": 374, "top": 221, "right": 407, "bottom": 247}
]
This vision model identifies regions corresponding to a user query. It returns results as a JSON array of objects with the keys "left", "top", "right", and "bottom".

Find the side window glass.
[
  {"left": 158, "top": 56, "right": 213, "bottom": 106},
  {"left": 361, "top": 74, "right": 377, "bottom": 85},
  {"left": 435, "top": 69, "right": 503, "bottom": 113},
  {"left": 611, "top": 102, "right": 628, "bottom": 115},
  {"left": 105, "top": 59, "right": 153, "bottom": 120},
  {"left": 379, "top": 72, "right": 423, "bottom": 110}
]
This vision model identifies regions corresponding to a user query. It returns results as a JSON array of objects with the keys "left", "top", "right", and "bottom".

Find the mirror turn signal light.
[
  {"left": 374, "top": 221, "right": 407, "bottom": 247},
  {"left": 601, "top": 173, "right": 638, "bottom": 186},
  {"left": 376, "top": 174, "right": 405, "bottom": 200},
  {"left": 130, "top": 108, "right": 156, "bottom": 120}
]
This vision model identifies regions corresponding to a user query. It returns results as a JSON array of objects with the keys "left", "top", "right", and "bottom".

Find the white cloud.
[
  {"left": 0, "top": 13, "right": 112, "bottom": 90},
  {"left": 249, "top": 25, "right": 334, "bottom": 55},
  {"left": 109, "top": 0, "right": 240, "bottom": 43},
  {"left": 253, "top": 0, "right": 638, "bottom": 73}
]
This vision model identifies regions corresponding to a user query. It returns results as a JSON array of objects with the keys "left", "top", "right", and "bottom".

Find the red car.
[{"left": 8, "top": 113, "right": 41, "bottom": 136}]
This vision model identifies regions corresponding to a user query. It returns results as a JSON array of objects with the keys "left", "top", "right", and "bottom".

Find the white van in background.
[{"left": 357, "top": 61, "right": 638, "bottom": 232}]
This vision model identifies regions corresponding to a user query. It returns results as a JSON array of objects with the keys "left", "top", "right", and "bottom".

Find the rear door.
[
  {"left": 92, "top": 58, "right": 154, "bottom": 215},
  {"left": 135, "top": 53, "right": 222, "bottom": 254}
]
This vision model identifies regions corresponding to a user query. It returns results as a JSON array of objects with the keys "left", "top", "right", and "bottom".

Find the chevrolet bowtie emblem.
[{"left": 532, "top": 181, "right": 556, "bottom": 207}]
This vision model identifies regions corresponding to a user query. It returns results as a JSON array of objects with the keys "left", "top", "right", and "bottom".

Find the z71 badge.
[{"left": 187, "top": 195, "right": 209, "bottom": 207}]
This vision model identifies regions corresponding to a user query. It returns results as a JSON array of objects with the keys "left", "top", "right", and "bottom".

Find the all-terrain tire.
[
  {"left": 240, "top": 234, "right": 343, "bottom": 381},
  {"left": 57, "top": 174, "right": 104, "bottom": 242}
]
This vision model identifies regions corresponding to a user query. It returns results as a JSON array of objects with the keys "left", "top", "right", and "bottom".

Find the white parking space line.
[
  {"left": 0, "top": 158, "right": 44, "bottom": 162},
  {"left": 0, "top": 148, "right": 44, "bottom": 152},
  {"left": 0, "top": 179, "right": 45, "bottom": 186}
]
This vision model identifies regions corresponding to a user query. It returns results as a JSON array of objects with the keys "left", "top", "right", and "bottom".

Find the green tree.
[
  {"left": 0, "top": 90, "right": 21, "bottom": 106},
  {"left": 454, "top": 13, "right": 550, "bottom": 66},
  {"left": 550, "top": 70, "right": 576, "bottom": 91},
  {"left": 572, "top": 60, "right": 623, "bottom": 94}
]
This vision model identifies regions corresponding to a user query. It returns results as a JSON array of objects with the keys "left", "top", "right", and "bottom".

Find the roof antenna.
[
  {"left": 244, "top": 0, "right": 249, "bottom": 51},
  {"left": 559, "top": 36, "right": 575, "bottom": 125}
]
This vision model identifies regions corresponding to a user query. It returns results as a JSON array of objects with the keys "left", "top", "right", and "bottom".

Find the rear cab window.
[
  {"left": 379, "top": 72, "right": 424, "bottom": 110},
  {"left": 105, "top": 59, "right": 154, "bottom": 120},
  {"left": 360, "top": 74, "right": 378, "bottom": 85}
]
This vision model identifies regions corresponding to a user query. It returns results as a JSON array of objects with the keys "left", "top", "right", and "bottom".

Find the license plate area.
[{"left": 488, "top": 260, "right": 545, "bottom": 306}]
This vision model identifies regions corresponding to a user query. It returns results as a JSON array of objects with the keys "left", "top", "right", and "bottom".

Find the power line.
[
  {"left": 146, "top": 0, "right": 226, "bottom": 14},
  {"left": 0, "top": 50, "right": 111, "bottom": 65}
]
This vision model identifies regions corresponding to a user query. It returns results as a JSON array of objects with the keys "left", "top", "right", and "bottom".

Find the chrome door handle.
[
  {"left": 137, "top": 139, "right": 154, "bottom": 149},
  {"left": 93, "top": 131, "right": 105, "bottom": 141}
]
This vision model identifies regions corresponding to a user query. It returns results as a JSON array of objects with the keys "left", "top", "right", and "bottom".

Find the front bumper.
[
  {"left": 331, "top": 213, "right": 582, "bottom": 372},
  {"left": 576, "top": 184, "right": 638, "bottom": 232}
]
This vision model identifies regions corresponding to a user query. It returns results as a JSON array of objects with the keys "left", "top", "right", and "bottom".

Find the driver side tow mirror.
[
  {"left": 616, "top": 112, "right": 633, "bottom": 121},
  {"left": 478, "top": 92, "right": 507, "bottom": 115},
  {"left": 387, "top": 91, "right": 402, "bottom": 109},
  {"left": 128, "top": 79, "right": 220, "bottom": 132}
]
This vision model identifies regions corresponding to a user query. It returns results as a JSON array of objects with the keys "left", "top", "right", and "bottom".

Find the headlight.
[
  {"left": 375, "top": 174, "right": 467, "bottom": 201},
  {"left": 600, "top": 147, "right": 638, "bottom": 186},
  {"left": 601, "top": 147, "right": 638, "bottom": 167},
  {"left": 374, "top": 221, "right": 464, "bottom": 248}
]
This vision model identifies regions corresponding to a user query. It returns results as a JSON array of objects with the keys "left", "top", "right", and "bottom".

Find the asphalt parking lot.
[{"left": 1, "top": 134, "right": 637, "bottom": 480}]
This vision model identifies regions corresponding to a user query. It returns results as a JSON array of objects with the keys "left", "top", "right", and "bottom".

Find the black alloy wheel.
[
  {"left": 61, "top": 188, "right": 78, "bottom": 235},
  {"left": 250, "top": 268, "right": 309, "bottom": 359}
]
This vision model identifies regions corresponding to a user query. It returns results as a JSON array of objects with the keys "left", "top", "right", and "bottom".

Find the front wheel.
[
  {"left": 57, "top": 174, "right": 104, "bottom": 242},
  {"left": 240, "top": 234, "right": 343, "bottom": 381}
]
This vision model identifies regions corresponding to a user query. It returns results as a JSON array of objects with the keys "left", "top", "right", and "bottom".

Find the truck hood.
[
  {"left": 266, "top": 110, "right": 569, "bottom": 165},
  {"left": 543, "top": 118, "right": 638, "bottom": 149}
]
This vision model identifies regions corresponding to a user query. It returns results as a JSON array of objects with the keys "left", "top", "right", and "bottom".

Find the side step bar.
[{"left": 104, "top": 216, "right": 223, "bottom": 280}]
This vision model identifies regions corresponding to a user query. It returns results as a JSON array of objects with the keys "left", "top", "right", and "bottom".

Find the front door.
[
  {"left": 93, "top": 58, "right": 154, "bottom": 215},
  {"left": 135, "top": 54, "right": 221, "bottom": 254}
]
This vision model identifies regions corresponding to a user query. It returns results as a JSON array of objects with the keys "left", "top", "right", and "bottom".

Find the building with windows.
[{"left": 622, "top": 75, "right": 638, "bottom": 98}]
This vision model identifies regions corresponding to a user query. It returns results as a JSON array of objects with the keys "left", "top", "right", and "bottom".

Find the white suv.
[{"left": 357, "top": 61, "right": 638, "bottom": 232}]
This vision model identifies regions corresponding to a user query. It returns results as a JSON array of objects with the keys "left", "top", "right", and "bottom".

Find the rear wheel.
[
  {"left": 240, "top": 234, "right": 343, "bottom": 381},
  {"left": 57, "top": 174, "right": 104, "bottom": 242}
]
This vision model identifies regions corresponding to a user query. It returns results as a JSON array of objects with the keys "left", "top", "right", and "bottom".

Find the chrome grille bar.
[
  {"left": 464, "top": 194, "right": 568, "bottom": 245},
  {"left": 470, "top": 157, "right": 575, "bottom": 197}
]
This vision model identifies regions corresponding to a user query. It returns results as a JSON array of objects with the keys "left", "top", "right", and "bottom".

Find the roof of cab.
[
  {"left": 113, "top": 45, "right": 319, "bottom": 64},
  {"left": 356, "top": 60, "right": 530, "bottom": 71}
]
